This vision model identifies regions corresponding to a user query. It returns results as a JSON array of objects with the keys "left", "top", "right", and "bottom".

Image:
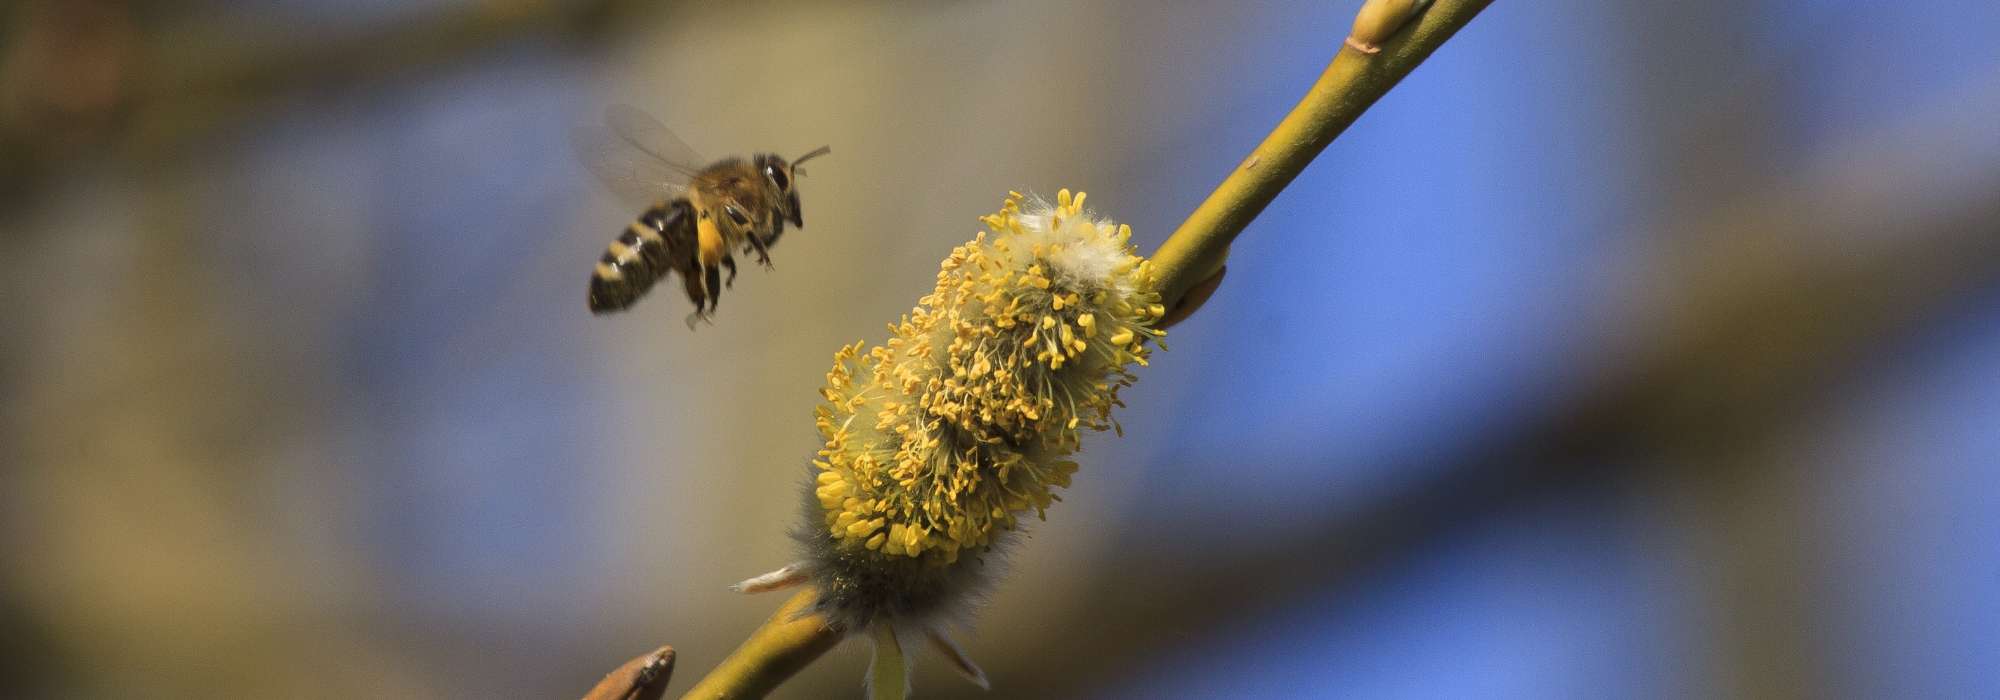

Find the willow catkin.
[{"left": 741, "top": 190, "right": 1163, "bottom": 695}]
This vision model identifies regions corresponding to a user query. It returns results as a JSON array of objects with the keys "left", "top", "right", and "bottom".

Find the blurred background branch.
[{"left": 0, "top": 0, "right": 659, "bottom": 201}]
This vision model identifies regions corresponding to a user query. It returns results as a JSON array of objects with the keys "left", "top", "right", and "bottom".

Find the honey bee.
[{"left": 574, "top": 105, "right": 829, "bottom": 325}]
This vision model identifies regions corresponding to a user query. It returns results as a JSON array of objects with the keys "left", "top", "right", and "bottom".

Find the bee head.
[{"left": 759, "top": 147, "right": 830, "bottom": 229}]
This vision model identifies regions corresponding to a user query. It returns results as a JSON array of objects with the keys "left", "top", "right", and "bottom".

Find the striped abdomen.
[{"left": 588, "top": 200, "right": 693, "bottom": 314}]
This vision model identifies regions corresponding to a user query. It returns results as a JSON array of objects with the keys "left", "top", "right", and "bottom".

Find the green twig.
[
  {"left": 1150, "top": 0, "right": 1495, "bottom": 315},
  {"left": 675, "top": 590, "right": 844, "bottom": 700}
]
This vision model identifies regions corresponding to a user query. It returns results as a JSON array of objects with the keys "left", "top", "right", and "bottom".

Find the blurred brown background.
[{"left": 5, "top": 1, "right": 1998, "bottom": 698}]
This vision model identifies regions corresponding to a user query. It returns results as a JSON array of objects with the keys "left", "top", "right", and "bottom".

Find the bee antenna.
[{"left": 792, "top": 145, "right": 832, "bottom": 174}]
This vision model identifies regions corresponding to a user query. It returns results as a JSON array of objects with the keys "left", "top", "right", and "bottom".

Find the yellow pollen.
[{"left": 808, "top": 189, "right": 1161, "bottom": 563}]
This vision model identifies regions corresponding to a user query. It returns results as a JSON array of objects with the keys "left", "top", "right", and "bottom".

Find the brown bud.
[{"left": 581, "top": 646, "right": 674, "bottom": 700}]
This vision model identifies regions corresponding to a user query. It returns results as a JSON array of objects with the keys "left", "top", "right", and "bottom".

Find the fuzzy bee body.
[
  {"left": 586, "top": 200, "right": 696, "bottom": 313},
  {"left": 575, "top": 106, "right": 827, "bottom": 324}
]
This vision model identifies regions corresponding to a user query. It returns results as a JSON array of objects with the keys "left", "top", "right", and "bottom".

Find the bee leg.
[
  {"left": 705, "top": 264, "right": 723, "bottom": 314},
  {"left": 679, "top": 268, "right": 709, "bottom": 328},
  {"left": 722, "top": 255, "right": 738, "bottom": 288},
  {"left": 746, "top": 230, "right": 774, "bottom": 268}
]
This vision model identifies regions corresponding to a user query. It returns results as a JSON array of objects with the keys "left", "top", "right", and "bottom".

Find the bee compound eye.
[{"left": 766, "top": 163, "right": 789, "bottom": 191}]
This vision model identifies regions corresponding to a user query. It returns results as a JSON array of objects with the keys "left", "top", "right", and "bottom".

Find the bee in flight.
[{"left": 574, "top": 105, "right": 829, "bottom": 325}]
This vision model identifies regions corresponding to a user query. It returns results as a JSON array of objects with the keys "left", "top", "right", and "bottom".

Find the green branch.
[
  {"left": 675, "top": 590, "right": 844, "bottom": 699},
  {"left": 1151, "top": 0, "right": 1495, "bottom": 315}
]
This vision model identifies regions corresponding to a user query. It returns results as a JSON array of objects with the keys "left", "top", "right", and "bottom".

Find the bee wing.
[
  {"left": 604, "top": 105, "right": 708, "bottom": 173},
  {"left": 571, "top": 105, "right": 706, "bottom": 209}
]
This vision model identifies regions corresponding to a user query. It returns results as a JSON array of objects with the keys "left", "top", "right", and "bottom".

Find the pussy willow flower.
[{"left": 737, "top": 189, "right": 1163, "bottom": 695}]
